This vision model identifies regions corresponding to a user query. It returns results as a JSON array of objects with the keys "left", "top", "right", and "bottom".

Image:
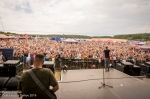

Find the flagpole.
[
  {"left": 0, "top": 17, "right": 5, "bottom": 32},
  {"left": 145, "top": 24, "right": 150, "bottom": 33}
]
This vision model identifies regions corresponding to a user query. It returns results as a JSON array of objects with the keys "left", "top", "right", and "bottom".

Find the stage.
[
  {"left": 56, "top": 69, "right": 150, "bottom": 99},
  {"left": 1, "top": 69, "right": 150, "bottom": 99}
]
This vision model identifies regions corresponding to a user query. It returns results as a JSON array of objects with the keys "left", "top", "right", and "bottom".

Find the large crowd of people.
[{"left": 0, "top": 38, "right": 150, "bottom": 65}]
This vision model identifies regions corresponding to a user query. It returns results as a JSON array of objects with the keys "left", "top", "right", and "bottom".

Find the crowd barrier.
[
  {"left": 55, "top": 58, "right": 103, "bottom": 69},
  {"left": 4, "top": 56, "right": 149, "bottom": 70}
]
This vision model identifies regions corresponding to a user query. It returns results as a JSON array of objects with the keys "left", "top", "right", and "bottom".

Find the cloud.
[
  {"left": 0, "top": 0, "right": 150, "bottom": 36},
  {"left": 15, "top": 1, "right": 33, "bottom": 13}
]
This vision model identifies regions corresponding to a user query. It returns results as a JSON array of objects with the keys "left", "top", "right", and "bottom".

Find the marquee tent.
[
  {"left": 51, "top": 37, "right": 61, "bottom": 41},
  {"left": 0, "top": 34, "right": 10, "bottom": 38},
  {"left": 63, "top": 38, "right": 78, "bottom": 43}
]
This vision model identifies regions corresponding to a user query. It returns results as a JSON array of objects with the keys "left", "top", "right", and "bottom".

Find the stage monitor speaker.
[
  {"left": 132, "top": 65, "right": 141, "bottom": 76},
  {"left": 140, "top": 64, "right": 150, "bottom": 73},
  {"left": 121, "top": 62, "right": 134, "bottom": 67},
  {"left": 145, "top": 62, "right": 150, "bottom": 66}
]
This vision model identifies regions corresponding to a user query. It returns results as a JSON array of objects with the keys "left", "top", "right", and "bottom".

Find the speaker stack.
[
  {"left": 0, "top": 60, "right": 22, "bottom": 96},
  {"left": 116, "top": 62, "right": 141, "bottom": 76}
]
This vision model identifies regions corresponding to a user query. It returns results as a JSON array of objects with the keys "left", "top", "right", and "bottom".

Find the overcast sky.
[{"left": 0, "top": 0, "right": 150, "bottom": 36}]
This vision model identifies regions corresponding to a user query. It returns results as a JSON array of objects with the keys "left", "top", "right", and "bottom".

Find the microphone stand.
[{"left": 99, "top": 59, "right": 113, "bottom": 89}]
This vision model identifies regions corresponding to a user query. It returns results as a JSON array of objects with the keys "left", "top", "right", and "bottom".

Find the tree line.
[
  {"left": 0, "top": 31, "right": 149, "bottom": 41},
  {"left": 114, "top": 33, "right": 150, "bottom": 41}
]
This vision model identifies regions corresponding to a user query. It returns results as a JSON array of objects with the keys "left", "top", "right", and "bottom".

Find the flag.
[{"left": 24, "top": 33, "right": 28, "bottom": 39}]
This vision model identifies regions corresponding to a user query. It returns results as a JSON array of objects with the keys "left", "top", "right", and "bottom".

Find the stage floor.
[
  {"left": 1, "top": 69, "right": 150, "bottom": 99},
  {"left": 56, "top": 69, "right": 150, "bottom": 99}
]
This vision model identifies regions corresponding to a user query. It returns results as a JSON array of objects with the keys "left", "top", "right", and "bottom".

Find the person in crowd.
[
  {"left": 113, "top": 54, "right": 117, "bottom": 68},
  {"left": 0, "top": 51, "right": 4, "bottom": 64},
  {"left": 0, "top": 38, "right": 149, "bottom": 66}
]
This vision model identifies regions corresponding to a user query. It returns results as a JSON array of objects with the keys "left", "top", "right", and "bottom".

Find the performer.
[
  {"left": 104, "top": 46, "right": 110, "bottom": 72},
  {"left": 18, "top": 54, "right": 59, "bottom": 99}
]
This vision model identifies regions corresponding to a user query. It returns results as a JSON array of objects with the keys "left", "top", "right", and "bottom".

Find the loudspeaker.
[
  {"left": 121, "top": 62, "right": 134, "bottom": 67},
  {"left": 0, "top": 77, "right": 9, "bottom": 90},
  {"left": 4, "top": 60, "right": 20, "bottom": 67},
  {"left": 6, "top": 77, "right": 18, "bottom": 90},
  {"left": 116, "top": 63, "right": 132, "bottom": 75},
  {"left": 43, "top": 61, "right": 55, "bottom": 74},
  {"left": 0, "top": 66, "right": 9, "bottom": 77},
  {"left": 145, "top": 62, "right": 150, "bottom": 66},
  {"left": 140, "top": 64, "right": 150, "bottom": 73},
  {"left": 132, "top": 65, "right": 141, "bottom": 76}
]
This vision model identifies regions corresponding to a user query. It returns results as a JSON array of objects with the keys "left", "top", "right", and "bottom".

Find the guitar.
[{"left": 49, "top": 89, "right": 57, "bottom": 99}]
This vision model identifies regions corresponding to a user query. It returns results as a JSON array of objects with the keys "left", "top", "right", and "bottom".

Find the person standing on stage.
[{"left": 104, "top": 46, "right": 110, "bottom": 72}]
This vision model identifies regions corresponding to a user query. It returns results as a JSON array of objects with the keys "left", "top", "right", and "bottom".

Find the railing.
[
  {"left": 54, "top": 58, "right": 103, "bottom": 69},
  {"left": 6, "top": 57, "right": 148, "bottom": 70}
]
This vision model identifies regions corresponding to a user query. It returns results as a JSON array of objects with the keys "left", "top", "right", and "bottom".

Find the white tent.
[
  {"left": 63, "top": 38, "right": 78, "bottom": 43},
  {"left": 135, "top": 43, "right": 150, "bottom": 50}
]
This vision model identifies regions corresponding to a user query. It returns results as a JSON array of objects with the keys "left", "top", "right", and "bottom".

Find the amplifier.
[
  {"left": 4, "top": 60, "right": 20, "bottom": 67},
  {"left": 0, "top": 65, "right": 9, "bottom": 77},
  {"left": 0, "top": 63, "right": 23, "bottom": 77},
  {"left": 9, "top": 63, "right": 23, "bottom": 77}
]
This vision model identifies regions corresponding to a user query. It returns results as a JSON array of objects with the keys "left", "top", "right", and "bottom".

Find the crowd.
[{"left": 0, "top": 38, "right": 150, "bottom": 65}]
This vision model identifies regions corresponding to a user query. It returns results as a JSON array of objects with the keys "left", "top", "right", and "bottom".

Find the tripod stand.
[{"left": 98, "top": 61, "right": 113, "bottom": 89}]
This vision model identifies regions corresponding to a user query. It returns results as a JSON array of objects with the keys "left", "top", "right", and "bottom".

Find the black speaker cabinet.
[
  {"left": 6, "top": 77, "right": 18, "bottom": 90},
  {"left": 132, "top": 65, "right": 141, "bottom": 76},
  {"left": 0, "top": 77, "right": 9, "bottom": 90},
  {"left": 4, "top": 60, "right": 20, "bottom": 67},
  {"left": 121, "top": 62, "right": 134, "bottom": 67},
  {"left": 145, "top": 62, "right": 150, "bottom": 66},
  {"left": 43, "top": 61, "right": 55, "bottom": 74},
  {"left": 140, "top": 64, "right": 150, "bottom": 73},
  {"left": 0, "top": 65, "right": 9, "bottom": 77},
  {"left": 116, "top": 63, "right": 132, "bottom": 75}
]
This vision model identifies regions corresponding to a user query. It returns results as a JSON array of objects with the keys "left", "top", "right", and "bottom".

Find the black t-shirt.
[
  {"left": 104, "top": 50, "right": 110, "bottom": 58},
  {"left": 24, "top": 53, "right": 28, "bottom": 57}
]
